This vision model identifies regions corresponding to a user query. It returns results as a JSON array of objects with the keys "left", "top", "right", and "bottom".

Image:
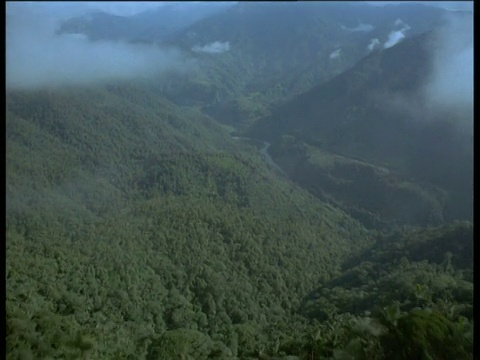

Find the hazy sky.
[
  {"left": 6, "top": 1, "right": 473, "bottom": 94},
  {"left": 6, "top": 2, "right": 242, "bottom": 89},
  {"left": 6, "top": 2, "right": 195, "bottom": 89},
  {"left": 364, "top": 1, "right": 473, "bottom": 11},
  {"left": 7, "top": 2, "right": 224, "bottom": 17},
  {"left": 7, "top": 1, "right": 239, "bottom": 19},
  {"left": 425, "top": 12, "right": 473, "bottom": 118}
]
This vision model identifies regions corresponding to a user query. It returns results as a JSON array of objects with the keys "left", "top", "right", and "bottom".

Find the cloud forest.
[{"left": 6, "top": 2, "right": 473, "bottom": 359}]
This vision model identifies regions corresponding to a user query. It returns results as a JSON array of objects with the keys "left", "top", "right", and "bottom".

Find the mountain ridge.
[
  {"left": 246, "top": 30, "right": 472, "bottom": 225},
  {"left": 57, "top": 2, "right": 449, "bottom": 127},
  {"left": 6, "top": 3, "right": 473, "bottom": 358}
]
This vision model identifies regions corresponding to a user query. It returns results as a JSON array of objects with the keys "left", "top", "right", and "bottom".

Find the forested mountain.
[
  {"left": 57, "top": 2, "right": 234, "bottom": 43},
  {"left": 6, "top": 2, "right": 473, "bottom": 359},
  {"left": 161, "top": 2, "right": 448, "bottom": 127},
  {"left": 6, "top": 84, "right": 374, "bottom": 358},
  {"left": 247, "top": 29, "right": 473, "bottom": 227},
  {"left": 6, "top": 83, "right": 472, "bottom": 360},
  {"left": 58, "top": 2, "right": 448, "bottom": 128}
]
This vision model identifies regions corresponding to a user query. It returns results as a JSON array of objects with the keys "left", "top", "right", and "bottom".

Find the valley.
[
  {"left": 6, "top": 2, "right": 473, "bottom": 359},
  {"left": 232, "top": 136, "right": 286, "bottom": 177}
]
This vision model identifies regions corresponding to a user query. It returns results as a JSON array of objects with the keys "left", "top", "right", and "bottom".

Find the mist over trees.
[{"left": 6, "top": 2, "right": 473, "bottom": 359}]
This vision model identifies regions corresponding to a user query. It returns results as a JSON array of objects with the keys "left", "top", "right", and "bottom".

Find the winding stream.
[{"left": 232, "top": 136, "right": 287, "bottom": 176}]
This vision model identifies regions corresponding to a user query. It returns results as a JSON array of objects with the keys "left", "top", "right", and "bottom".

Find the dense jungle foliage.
[
  {"left": 6, "top": 3, "right": 473, "bottom": 359},
  {"left": 6, "top": 83, "right": 473, "bottom": 359}
]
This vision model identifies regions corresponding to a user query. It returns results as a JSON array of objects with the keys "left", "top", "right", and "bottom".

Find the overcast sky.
[
  {"left": 6, "top": 1, "right": 473, "bottom": 92},
  {"left": 7, "top": 1, "right": 236, "bottom": 19},
  {"left": 7, "top": 2, "right": 473, "bottom": 27},
  {"left": 364, "top": 1, "right": 473, "bottom": 11},
  {"left": 5, "top": 2, "right": 197, "bottom": 89}
]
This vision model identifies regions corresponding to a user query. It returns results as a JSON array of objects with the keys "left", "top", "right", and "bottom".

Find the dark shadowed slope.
[{"left": 246, "top": 30, "right": 472, "bottom": 225}]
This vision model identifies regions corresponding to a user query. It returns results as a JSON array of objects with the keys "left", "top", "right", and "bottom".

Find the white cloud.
[
  {"left": 375, "top": 12, "right": 473, "bottom": 132},
  {"left": 383, "top": 31, "right": 406, "bottom": 48},
  {"left": 7, "top": 1, "right": 165, "bottom": 19},
  {"left": 367, "top": 38, "right": 380, "bottom": 51},
  {"left": 6, "top": 2, "right": 191, "bottom": 89},
  {"left": 329, "top": 49, "right": 342, "bottom": 59},
  {"left": 192, "top": 41, "right": 231, "bottom": 54},
  {"left": 83, "top": 1, "right": 165, "bottom": 16},
  {"left": 383, "top": 19, "right": 411, "bottom": 49},
  {"left": 341, "top": 22, "right": 375, "bottom": 33},
  {"left": 425, "top": 13, "right": 473, "bottom": 124},
  {"left": 365, "top": 2, "right": 473, "bottom": 12}
]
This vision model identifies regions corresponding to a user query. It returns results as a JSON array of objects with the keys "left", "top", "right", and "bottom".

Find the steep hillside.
[
  {"left": 8, "top": 84, "right": 472, "bottom": 359},
  {"left": 296, "top": 221, "right": 473, "bottom": 359},
  {"left": 247, "top": 31, "right": 436, "bottom": 148},
  {"left": 6, "top": 84, "right": 373, "bottom": 359},
  {"left": 6, "top": 3, "right": 473, "bottom": 359},
  {"left": 166, "top": 2, "right": 447, "bottom": 126},
  {"left": 267, "top": 135, "right": 450, "bottom": 228},
  {"left": 247, "top": 31, "right": 473, "bottom": 225}
]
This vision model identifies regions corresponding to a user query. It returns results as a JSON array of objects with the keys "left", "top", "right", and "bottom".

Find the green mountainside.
[
  {"left": 6, "top": 82, "right": 473, "bottom": 359},
  {"left": 6, "top": 3, "right": 473, "bottom": 359},
  {"left": 247, "top": 32, "right": 473, "bottom": 227},
  {"left": 246, "top": 31, "right": 437, "bottom": 152},
  {"left": 164, "top": 2, "right": 446, "bottom": 128},
  {"left": 7, "top": 85, "right": 372, "bottom": 358}
]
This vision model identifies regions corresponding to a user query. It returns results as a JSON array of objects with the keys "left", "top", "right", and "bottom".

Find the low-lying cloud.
[
  {"left": 367, "top": 38, "right": 380, "bottom": 51},
  {"left": 329, "top": 49, "right": 342, "bottom": 59},
  {"left": 374, "top": 13, "right": 473, "bottom": 133},
  {"left": 383, "top": 19, "right": 411, "bottom": 49},
  {"left": 6, "top": 2, "right": 192, "bottom": 89},
  {"left": 192, "top": 41, "right": 231, "bottom": 54},
  {"left": 341, "top": 23, "right": 375, "bottom": 33},
  {"left": 424, "top": 13, "right": 473, "bottom": 128}
]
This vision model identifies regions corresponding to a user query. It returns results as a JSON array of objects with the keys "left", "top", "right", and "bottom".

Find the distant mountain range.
[
  {"left": 58, "top": 2, "right": 449, "bottom": 126},
  {"left": 247, "top": 31, "right": 436, "bottom": 153},
  {"left": 55, "top": 2, "right": 472, "bottom": 225},
  {"left": 57, "top": 2, "right": 234, "bottom": 43},
  {"left": 247, "top": 29, "right": 472, "bottom": 224},
  {"left": 7, "top": 3, "right": 473, "bottom": 358}
]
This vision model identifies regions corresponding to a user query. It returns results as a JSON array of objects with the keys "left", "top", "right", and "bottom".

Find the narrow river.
[{"left": 232, "top": 136, "right": 287, "bottom": 176}]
